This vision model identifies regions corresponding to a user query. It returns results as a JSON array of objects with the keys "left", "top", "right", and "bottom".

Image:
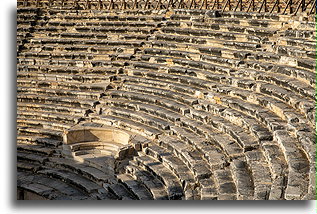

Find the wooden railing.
[{"left": 17, "top": 0, "right": 316, "bottom": 15}]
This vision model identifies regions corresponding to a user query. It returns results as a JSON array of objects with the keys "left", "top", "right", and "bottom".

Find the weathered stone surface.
[{"left": 17, "top": 7, "right": 315, "bottom": 200}]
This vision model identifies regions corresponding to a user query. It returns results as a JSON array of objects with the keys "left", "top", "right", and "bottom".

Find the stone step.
[
  {"left": 125, "top": 163, "right": 169, "bottom": 200},
  {"left": 17, "top": 93, "right": 98, "bottom": 108},
  {"left": 133, "top": 155, "right": 184, "bottom": 200},
  {"left": 143, "top": 144, "right": 196, "bottom": 190},
  {"left": 230, "top": 159, "right": 255, "bottom": 200},
  {"left": 213, "top": 168, "right": 238, "bottom": 200},
  {"left": 18, "top": 127, "right": 63, "bottom": 141},
  {"left": 17, "top": 150, "right": 49, "bottom": 164},
  {"left": 107, "top": 183, "right": 137, "bottom": 200},
  {"left": 18, "top": 86, "right": 102, "bottom": 100},
  {"left": 17, "top": 143, "right": 54, "bottom": 156},
  {"left": 37, "top": 168, "right": 115, "bottom": 199},
  {"left": 17, "top": 102, "right": 88, "bottom": 116},
  {"left": 116, "top": 173, "right": 154, "bottom": 200},
  {"left": 47, "top": 157, "right": 115, "bottom": 185},
  {"left": 17, "top": 171, "right": 90, "bottom": 200}
]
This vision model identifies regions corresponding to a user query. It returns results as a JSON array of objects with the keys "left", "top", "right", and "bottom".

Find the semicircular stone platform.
[{"left": 17, "top": 7, "right": 316, "bottom": 200}]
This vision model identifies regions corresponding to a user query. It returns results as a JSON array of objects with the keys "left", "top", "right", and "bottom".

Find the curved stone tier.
[{"left": 17, "top": 7, "right": 315, "bottom": 200}]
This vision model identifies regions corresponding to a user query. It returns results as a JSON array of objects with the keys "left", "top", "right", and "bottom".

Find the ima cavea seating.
[{"left": 17, "top": 0, "right": 315, "bottom": 200}]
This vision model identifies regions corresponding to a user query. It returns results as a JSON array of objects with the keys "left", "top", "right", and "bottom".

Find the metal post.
[
  {"left": 189, "top": 0, "right": 195, "bottom": 9},
  {"left": 155, "top": 0, "right": 161, "bottom": 9},
  {"left": 234, "top": 0, "right": 242, "bottom": 11},
  {"left": 166, "top": 0, "right": 173, "bottom": 10},
  {"left": 309, "top": 0, "right": 315, "bottom": 14},
  {"left": 289, "top": 0, "right": 293, "bottom": 13},
  {"left": 282, "top": 0, "right": 291, "bottom": 14},
  {"left": 108, "top": 0, "right": 114, "bottom": 9},
  {"left": 211, "top": 0, "right": 217, "bottom": 10},
  {"left": 143, "top": 0, "right": 149, "bottom": 9},
  {"left": 247, "top": 0, "right": 255, "bottom": 12},
  {"left": 294, "top": 0, "right": 305, "bottom": 14},
  {"left": 222, "top": 0, "right": 230, "bottom": 12},
  {"left": 258, "top": 0, "right": 267, "bottom": 12},
  {"left": 132, "top": 0, "right": 138, "bottom": 9},
  {"left": 264, "top": 0, "right": 267, "bottom": 12},
  {"left": 270, "top": 0, "right": 280, "bottom": 13}
]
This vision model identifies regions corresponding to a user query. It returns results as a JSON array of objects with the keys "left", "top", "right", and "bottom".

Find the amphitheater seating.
[{"left": 17, "top": 6, "right": 315, "bottom": 200}]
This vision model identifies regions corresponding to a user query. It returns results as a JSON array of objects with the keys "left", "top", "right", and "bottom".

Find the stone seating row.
[
  {"left": 17, "top": 136, "right": 161, "bottom": 200},
  {"left": 17, "top": 135, "right": 62, "bottom": 148},
  {"left": 89, "top": 101, "right": 302, "bottom": 200},
  {"left": 116, "top": 173, "right": 155, "bottom": 200},
  {"left": 276, "top": 45, "right": 315, "bottom": 60},
  {"left": 151, "top": 35, "right": 315, "bottom": 77},
  {"left": 17, "top": 79, "right": 110, "bottom": 95},
  {"left": 136, "top": 55, "right": 314, "bottom": 120},
  {"left": 17, "top": 8, "right": 315, "bottom": 200},
  {"left": 18, "top": 93, "right": 99, "bottom": 109},
  {"left": 42, "top": 19, "right": 162, "bottom": 28},
  {"left": 35, "top": 25, "right": 157, "bottom": 34},
  {"left": 100, "top": 89, "right": 262, "bottom": 173},
  {"left": 120, "top": 80, "right": 270, "bottom": 135},
  {"left": 103, "top": 78, "right": 308, "bottom": 199},
  {"left": 157, "top": 134, "right": 218, "bottom": 180},
  {"left": 143, "top": 144, "right": 196, "bottom": 187},
  {"left": 17, "top": 171, "right": 92, "bottom": 200},
  {"left": 92, "top": 114, "right": 162, "bottom": 140},
  {"left": 17, "top": 71, "right": 111, "bottom": 85},
  {"left": 129, "top": 66, "right": 314, "bottom": 131},
  {"left": 113, "top": 71, "right": 312, "bottom": 173},
  {"left": 171, "top": 11, "right": 282, "bottom": 21},
  {"left": 161, "top": 25, "right": 278, "bottom": 40},
  {"left": 38, "top": 44, "right": 121, "bottom": 54},
  {"left": 17, "top": 117, "right": 72, "bottom": 132},
  {"left": 17, "top": 57, "right": 129, "bottom": 69},
  {"left": 18, "top": 143, "right": 55, "bottom": 156},
  {"left": 284, "top": 29, "right": 316, "bottom": 39},
  {"left": 18, "top": 126, "right": 63, "bottom": 141},
  {"left": 157, "top": 134, "right": 260, "bottom": 200},
  {"left": 103, "top": 97, "right": 235, "bottom": 164},
  {"left": 137, "top": 58, "right": 313, "bottom": 125},
  {"left": 153, "top": 33, "right": 262, "bottom": 50},
  {"left": 17, "top": 108, "right": 82, "bottom": 126},
  {"left": 49, "top": 13, "right": 165, "bottom": 22},
  {"left": 145, "top": 45, "right": 315, "bottom": 87},
  {"left": 18, "top": 86, "right": 102, "bottom": 100},
  {"left": 125, "top": 164, "right": 171, "bottom": 200},
  {"left": 131, "top": 154, "right": 185, "bottom": 200},
  {"left": 17, "top": 8, "right": 39, "bottom": 50},
  {"left": 145, "top": 139, "right": 225, "bottom": 197},
  {"left": 107, "top": 87, "right": 260, "bottom": 152},
  {"left": 17, "top": 137, "right": 130, "bottom": 198},
  {"left": 38, "top": 168, "right": 115, "bottom": 199},
  {"left": 107, "top": 182, "right": 138, "bottom": 200},
  {"left": 19, "top": 50, "right": 131, "bottom": 62},
  {"left": 28, "top": 37, "right": 145, "bottom": 47},
  {"left": 160, "top": 25, "right": 315, "bottom": 61},
  {"left": 18, "top": 65, "right": 120, "bottom": 79}
]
